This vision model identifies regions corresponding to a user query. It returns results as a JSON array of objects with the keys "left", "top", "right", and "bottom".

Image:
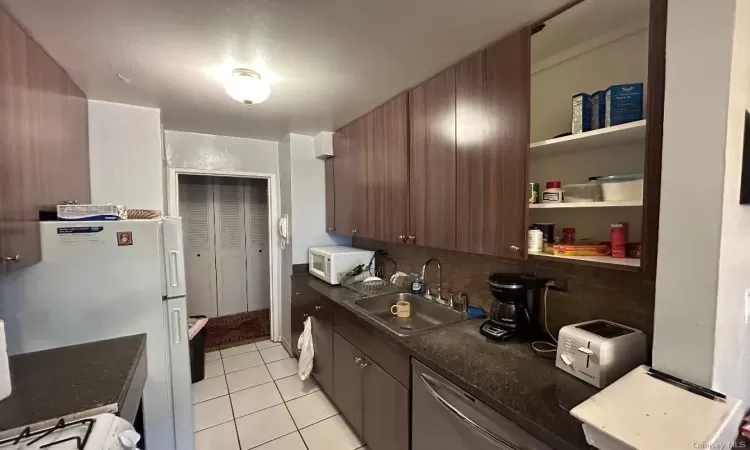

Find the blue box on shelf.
[
  {"left": 572, "top": 93, "right": 592, "bottom": 134},
  {"left": 605, "top": 83, "right": 644, "bottom": 127},
  {"left": 591, "top": 90, "right": 606, "bottom": 130}
]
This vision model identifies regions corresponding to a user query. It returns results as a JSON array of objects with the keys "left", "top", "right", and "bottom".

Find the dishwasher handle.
[{"left": 418, "top": 373, "right": 519, "bottom": 449}]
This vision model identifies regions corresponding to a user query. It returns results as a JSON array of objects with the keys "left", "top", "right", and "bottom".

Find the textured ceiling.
[{"left": 2, "top": 0, "right": 569, "bottom": 141}]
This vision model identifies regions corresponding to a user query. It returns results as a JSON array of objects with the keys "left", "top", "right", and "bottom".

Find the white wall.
[
  {"left": 712, "top": 0, "right": 750, "bottom": 404},
  {"left": 289, "top": 134, "right": 351, "bottom": 264},
  {"left": 164, "top": 130, "right": 291, "bottom": 346},
  {"left": 164, "top": 130, "right": 278, "bottom": 174},
  {"left": 653, "top": 0, "right": 748, "bottom": 400},
  {"left": 88, "top": 101, "right": 164, "bottom": 211},
  {"left": 277, "top": 135, "right": 293, "bottom": 351}
]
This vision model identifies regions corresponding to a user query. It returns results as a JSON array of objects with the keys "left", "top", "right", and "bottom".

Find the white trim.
[{"left": 167, "top": 167, "right": 282, "bottom": 343}]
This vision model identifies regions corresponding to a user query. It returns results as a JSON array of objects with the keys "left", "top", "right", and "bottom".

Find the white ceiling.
[
  {"left": 531, "top": 0, "right": 650, "bottom": 65},
  {"left": 2, "top": 0, "right": 569, "bottom": 141}
]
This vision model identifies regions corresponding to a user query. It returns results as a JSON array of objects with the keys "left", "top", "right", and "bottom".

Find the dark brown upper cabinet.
[
  {"left": 409, "top": 68, "right": 457, "bottom": 250},
  {"left": 0, "top": 8, "right": 90, "bottom": 273},
  {"left": 325, "top": 157, "right": 336, "bottom": 233},
  {"left": 332, "top": 126, "right": 354, "bottom": 236},
  {"left": 366, "top": 94, "right": 409, "bottom": 244},
  {"left": 456, "top": 29, "right": 531, "bottom": 259}
]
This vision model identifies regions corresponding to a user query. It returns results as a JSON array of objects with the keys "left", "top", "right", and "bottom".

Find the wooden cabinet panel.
[
  {"left": 409, "top": 68, "right": 457, "bottom": 250},
  {"left": 1, "top": 11, "right": 39, "bottom": 272},
  {"left": 311, "top": 296, "right": 334, "bottom": 396},
  {"left": 366, "top": 94, "right": 409, "bottom": 243},
  {"left": 456, "top": 30, "right": 530, "bottom": 258},
  {"left": 333, "top": 305, "right": 411, "bottom": 388},
  {"left": 333, "top": 332, "right": 364, "bottom": 437},
  {"left": 325, "top": 157, "right": 335, "bottom": 233},
  {"left": 0, "top": 8, "right": 89, "bottom": 272},
  {"left": 350, "top": 116, "right": 369, "bottom": 238},
  {"left": 332, "top": 128, "right": 353, "bottom": 236},
  {"left": 363, "top": 361, "right": 409, "bottom": 450}
]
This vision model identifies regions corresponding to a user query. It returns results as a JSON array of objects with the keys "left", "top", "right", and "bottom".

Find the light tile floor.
[{"left": 194, "top": 340, "right": 368, "bottom": 450}]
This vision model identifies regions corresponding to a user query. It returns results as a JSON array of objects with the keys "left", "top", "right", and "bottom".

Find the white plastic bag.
[{"left": 297, "top": 317, "right": 315, "bottom": 380}]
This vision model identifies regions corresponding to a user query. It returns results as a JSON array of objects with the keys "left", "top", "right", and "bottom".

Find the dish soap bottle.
[{"left": 411, "top": 274, "right": 424, "bottom": 295}]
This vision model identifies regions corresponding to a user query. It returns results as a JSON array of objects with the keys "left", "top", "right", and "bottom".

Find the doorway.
[{"left": 171, "top": 170, "right": 280, "bottom": 347}]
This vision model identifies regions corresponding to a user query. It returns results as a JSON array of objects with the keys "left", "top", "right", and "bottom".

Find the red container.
[
  {"left": 562, "top": 227, "right": 576, "bottom": 244},
  {"left": 610, "top": 223, "right": 628, "bottom": 258},
  {"left": 546, "top": 180, "right": 562, "bottom": 189}
]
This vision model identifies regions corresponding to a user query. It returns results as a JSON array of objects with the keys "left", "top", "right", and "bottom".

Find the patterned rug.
[{"left": 205, "top": 309, "right": 271, "bottom": 351}]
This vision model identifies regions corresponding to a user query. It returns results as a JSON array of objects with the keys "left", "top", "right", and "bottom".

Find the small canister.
[
  {"left": 529, "top": 183, "right": 540, "bottom": 204},
  {"left": 610, "top": 223, "right": 629, "bottom": 258},
  {"left": 562, "top": 227, "right": 576, "bottom": 244},
  {"left": 528, "top": 228, "right": 543, "bottom": 254}
]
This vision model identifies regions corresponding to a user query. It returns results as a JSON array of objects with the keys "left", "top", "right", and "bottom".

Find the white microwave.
[{"left": 308, "top": 246, "right": 375, "bottom": 285}]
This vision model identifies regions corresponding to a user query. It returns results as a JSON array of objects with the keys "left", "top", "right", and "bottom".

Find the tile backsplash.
[{"left": 353, "top": 238, "right": 655, "bottom": 344}]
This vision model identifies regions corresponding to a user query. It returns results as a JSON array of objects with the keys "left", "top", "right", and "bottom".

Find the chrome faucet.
[{"left": 421, "top": 258, "right": 442, "bottom": 301}]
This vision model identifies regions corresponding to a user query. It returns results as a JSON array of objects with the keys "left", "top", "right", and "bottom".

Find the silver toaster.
[{"left": 556, "top": 320, "right": 646, "bottom": 388}]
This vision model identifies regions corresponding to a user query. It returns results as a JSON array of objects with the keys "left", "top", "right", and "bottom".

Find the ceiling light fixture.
[{"left": 224, "top": 68, "right": 271, "bottom": 105}]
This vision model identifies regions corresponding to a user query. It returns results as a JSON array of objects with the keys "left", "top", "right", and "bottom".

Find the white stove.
[{"left": 0, "top": 414, "right": 140, "bottom": 450}]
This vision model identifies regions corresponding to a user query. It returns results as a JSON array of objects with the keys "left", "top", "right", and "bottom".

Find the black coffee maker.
[{"left": 479, "top": 273, "right": 544, "bottom": 341}]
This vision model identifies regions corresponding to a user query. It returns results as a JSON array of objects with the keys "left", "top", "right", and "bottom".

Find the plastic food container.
[
  {"left": 563, "top": 182, "right": 602, "bottom": 202},
  {"left": 598, "top": 174, "right": 643, "bottom": 201}
]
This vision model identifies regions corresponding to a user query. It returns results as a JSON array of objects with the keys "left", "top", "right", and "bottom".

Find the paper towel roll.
[{"left": 0, "top": 320, "right": 11, "bottom": 400}]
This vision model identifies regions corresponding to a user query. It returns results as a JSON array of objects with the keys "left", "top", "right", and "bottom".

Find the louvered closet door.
[
  {"left": 179, "top": 177, "right": 218, "bottom": 318},
  {"left": 245, "top": 179, "right": 270, "bottom": 311},
  {"left": 214, "top": 178, "right": 250, "bottom": 316}
]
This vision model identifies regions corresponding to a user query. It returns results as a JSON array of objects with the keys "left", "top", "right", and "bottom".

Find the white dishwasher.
[{"left": 412, "top": 360, "right": 553, "bottom": 450}]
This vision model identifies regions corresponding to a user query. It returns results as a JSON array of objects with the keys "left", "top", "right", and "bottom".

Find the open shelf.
[
  {"left": 530, "top": 120, "right": 646, "bottom": 155},
  {"left": 530, "top": 200, "right": 642, "bottom": 209},
  {"left": 530, "top": 252, "right": 641, "bottom": 271}
]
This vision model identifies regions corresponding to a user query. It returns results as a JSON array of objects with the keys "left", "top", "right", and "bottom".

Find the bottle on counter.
[{"left": 542, "top": 181, "right": 564, "bottom": 203}]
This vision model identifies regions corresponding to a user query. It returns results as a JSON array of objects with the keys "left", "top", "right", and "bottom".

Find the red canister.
[{"left": 610, "top": 223, "right": 628, "bottom": 258}]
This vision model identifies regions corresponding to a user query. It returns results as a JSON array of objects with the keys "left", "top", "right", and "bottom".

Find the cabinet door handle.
[
  {"left": 328, "top": 227, "right": 335, "bottom": 232},
  {"left": 3, "top": 255, "right": 20, "bottom": 262},
  {"left": 352, "top": 229, "right": 358, "bottom": 235},
  {"left": 408, "top": 235, "right": 416, "bottom": 244},
  {"left": 315, "top": 305, "right": 322, "bottom": 311},
  {"left": 510, "top": 245, "right": 520, "bottom": 252},
  {"left": 360, "top": 361, "right": 369, "bottom": 369},
  {"left": 354, "top": 357, "right": 362, "bottom": 364}
]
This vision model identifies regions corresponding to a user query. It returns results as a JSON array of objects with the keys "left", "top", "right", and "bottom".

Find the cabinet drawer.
[{"left": 333, "top": 307, "right": 410, "bottom": 388}]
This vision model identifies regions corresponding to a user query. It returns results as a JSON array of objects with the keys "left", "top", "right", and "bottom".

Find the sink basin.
[{"left": 353, "top": 293, "right": 465, "bottom": 336}]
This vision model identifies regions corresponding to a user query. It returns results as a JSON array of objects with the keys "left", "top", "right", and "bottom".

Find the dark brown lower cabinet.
[
  {"left": 311, "top": 300, "right": 334, "bottom": 396},
  {"left": 333, "top": 331, "right": 409, "bottom": 450},
  {"left": 333, "top": 332, "right": 364, "bottom": 436},
  {"left": 363, "top": 361, "right": 409, "bottom": 450}
]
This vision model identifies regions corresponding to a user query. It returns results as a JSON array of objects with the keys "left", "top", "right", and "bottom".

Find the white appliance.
[
  {"left": 0, "top": 413, "right": 140, "bottom": 450},
  {"left": 571, "top": 365, "right": 744, "bottom": 450},
  {"left": 308, "top": 246, "right": 374, "bottom": 285},
  {"left": 556, "top": 319, "right": 646, "bottom": 388},
  {"left": 0, "top": 219, "right": 193, "bottom": 450}
]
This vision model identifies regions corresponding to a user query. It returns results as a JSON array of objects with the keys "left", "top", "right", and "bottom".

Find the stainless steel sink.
[{"left": 353, "top": 293, "right": 465, "bottom": 336}]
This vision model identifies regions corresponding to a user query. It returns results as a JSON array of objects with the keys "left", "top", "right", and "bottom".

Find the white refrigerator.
[{"left": 0, "top": 218, "right": 193, "bottom": 450}]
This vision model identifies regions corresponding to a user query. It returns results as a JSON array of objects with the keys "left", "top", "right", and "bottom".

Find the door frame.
[{"left": 167, "top": 167, "right": 282, "bottom": 343}]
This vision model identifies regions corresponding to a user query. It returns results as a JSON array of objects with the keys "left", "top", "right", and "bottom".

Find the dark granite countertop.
[
  {"left": 302, "top": 274, "right": 596, "bottom": 450},
  {"left": 0, "top": 334, "right": 147, "bottom": 437}
]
